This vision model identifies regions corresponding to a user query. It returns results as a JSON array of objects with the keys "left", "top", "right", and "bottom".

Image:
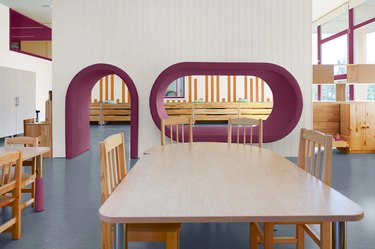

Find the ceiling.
[{"left": 0, "top": 0, "right": 52, "bottom": 27}]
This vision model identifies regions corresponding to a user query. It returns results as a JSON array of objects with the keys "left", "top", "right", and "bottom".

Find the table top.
[
  {"left": 99, "top": 142, "right": 364, "bottom": 224},
  {"left": 0, "top": 146, "right": 50, "bottom": 161}
]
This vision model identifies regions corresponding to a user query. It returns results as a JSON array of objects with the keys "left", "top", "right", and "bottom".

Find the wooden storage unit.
[
  {"left": 313, "top": 102, "right": 350, "bottom": 149},
  {"left": 340, "top": 102, "right": 375, "bottom": 153},
  {"left": 24, "top": 99, "right": 53, "bottom": 158},
  {"left": 90, "top": 103, "right": 131, "bottom": 125}
]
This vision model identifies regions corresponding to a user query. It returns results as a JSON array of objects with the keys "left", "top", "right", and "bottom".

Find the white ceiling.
[{"left": 0, "top": 0, "right": 52, "bottom": 27}]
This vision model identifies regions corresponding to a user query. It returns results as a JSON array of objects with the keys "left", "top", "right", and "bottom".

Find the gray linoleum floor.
[{"left": 0, "top": 124, "right": 374, "bottom": 249}]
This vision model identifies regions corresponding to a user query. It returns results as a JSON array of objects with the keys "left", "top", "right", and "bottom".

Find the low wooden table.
[
  {"left": 99, "top": 143, "right": 364, "bottom": 249},
  {"left": 0, "top": 146, "right": 50, "bottom": 212}
]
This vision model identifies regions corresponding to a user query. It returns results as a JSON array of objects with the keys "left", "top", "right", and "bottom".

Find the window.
[
  {"left": 321, "top": 85, "right": 336, "bottom": 101},
  {"left": 165, "top": 77, "right": 185, "bottom": 98}
]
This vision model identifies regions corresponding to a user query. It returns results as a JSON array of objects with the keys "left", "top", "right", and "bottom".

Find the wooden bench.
[
  {"left": 90, "top": 103, "right": 131, "bottom": 125},
  {"left": 164, "top": 102, "right": 273, "bottom": 123}
]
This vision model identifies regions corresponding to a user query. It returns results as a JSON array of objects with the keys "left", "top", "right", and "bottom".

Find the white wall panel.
[
  {"left": 53, "top": 0, "right": 312, "bottom": 157},
  {"left": 0, "top": 4, "right": 52, "bottom": 121}
]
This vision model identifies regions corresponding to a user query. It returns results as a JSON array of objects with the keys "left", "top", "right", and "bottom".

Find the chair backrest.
[
  {"left": 161, "top": 116, "right": 193, "bottom": 145},
  {"left": 99, "top": 133, "right": 127, "bottom": 203},
  {"left": 227, "top": 118, "right": 263, "bottom": 147},
  {"left": 297, "top": 128, "right": 333, "bottom": 186},
  {"left": 23, "top": 118, "right": 34, "bottom": 136},
  {"left": 4, "top": 137, "right": 39, "bottom": 148},
  {"left": 0, "top": 151, "right": 22, "bottom": 197}
]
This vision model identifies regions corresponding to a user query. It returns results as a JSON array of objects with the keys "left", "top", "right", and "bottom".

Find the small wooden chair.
[
  {"left": 161, "top": 116, "right": 193, "bottom": 145},
  {"left": 23, "top": 118, "right": 34, "bottom": 136},
  {"left": 250, "top": 128, "right": 333, "bottom": 249},
  {"left": 228, "top": 118, "right": 263, "bottom": 147},
  {"left": 99, "top": 133, "right": 181, "bottom": 249},
  {"left": 0, "top": 151, "right": 22, "bottom": 239},
  {"left": 4, "top": 137, "right": 39, "bottom": 210}
]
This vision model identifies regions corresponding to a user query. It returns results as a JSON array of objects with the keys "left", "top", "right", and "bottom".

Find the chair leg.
[
  {"left": 13, "top": 196, "right": 21, "bottom": 240},
  {"left": 296, "top": 224, "right": 305, "bottom": 249},
  {"left": 263, "top": 223, "right": 274, "bottom": 249},
  {"left": 320, "top": 222, "right": 331, "bottom": 249},
  {"left": 166, "top": 231, "right": 179, "bottom": 249},
  {"left": 250, "top": 223, "right": 259, "bottom": 249},
  {"left": 101, "top": 222, "right": 112, "bottom": 249}
]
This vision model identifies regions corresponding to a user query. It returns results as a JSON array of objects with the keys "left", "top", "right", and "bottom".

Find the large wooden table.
[
  {"left": 99, "top": 143, "right": 364, "bottom": 249},
  {"left": 0, "top": 146, "right": 50, "bottom": 212}
]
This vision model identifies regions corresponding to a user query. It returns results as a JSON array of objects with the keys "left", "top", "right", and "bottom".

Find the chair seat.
[
  {"left": 128, "top": 223, "right": 181, "bottom": 232},
  {"left": 0, "top": 195, "right": 15, "bottom": 208}
]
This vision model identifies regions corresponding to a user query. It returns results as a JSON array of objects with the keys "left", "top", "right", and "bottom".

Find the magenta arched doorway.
[{"left": 65, "top": 64, "right": 139, "bottom": 159}]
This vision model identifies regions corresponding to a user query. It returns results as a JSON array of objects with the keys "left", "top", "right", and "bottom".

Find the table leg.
[
  {"left": 332, "top": 222, "right": 346, "bottom": 249},
  {"left": 34, "top": 155, "right": 44, "bottom": 212},
  {"left": 114, "top": 223, "right": 125, "bottom": 249}
]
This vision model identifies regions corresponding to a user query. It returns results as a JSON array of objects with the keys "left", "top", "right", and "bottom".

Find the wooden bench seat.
[
  {"left": 90, "top": 103, "right": 131, "bottom": 124},
  {"left": 164, "top": 102, "right": 273, "bottom": 123}
]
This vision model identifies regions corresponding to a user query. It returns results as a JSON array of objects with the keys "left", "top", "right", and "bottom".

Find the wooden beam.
[
  {"left": 255, "top": 77, "right": 259, "bottom": 102},
  {"left": 216, "top": 76, "right": 220, "bottom": 102},
  {"left": 111, "top": 74, "right": 115, "bottom": 100},
  {"left": 205, "top": 75, "right": 209, "bottom": 102},
  {"left": 188, "top": 76, "right": 192, "bottom": 103},
  {"left": 227, "top": 76, "right": 231, "bottom": 102},
  {"left": 250, "top": 78, "right": 254, "bottom": 102},
  {"left": 261, "top": 79, "right": 265, "bottom": 102},
  {"left": 211, "top": 75, "right": 214, "bottom": 102},
  {"left": 194, "top": 79, "right": 198, "bottom": 101},
  {"left": 244, "top": 76, "right": 248, "bottom": 100},
  {"left": 99, "top": 79, "right": 103, "bottom": 102},
  {"left": 233, "top": 76, "right": 237, "bottom": 102},
  {"left": 105, "top": 76, "right": 109, "bottom": 101}
]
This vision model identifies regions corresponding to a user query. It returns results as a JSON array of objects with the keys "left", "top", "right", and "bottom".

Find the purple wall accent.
[
  {"left": 348, "top": 8, "right": 354, "bottom": 65},
  {"left": 149, "top": 62, "right": 303, "bottom": 143},
  {"left": 320, "top": 30, "right": 348, "bottom": 44},
  {"left": 317, "top": 25, "right": 322, "bottom": 64},
  {"left": 65, "top": 64, "right": 139, "bottom": 159},
  {"left": 10, "top": 9, "right": 52, "bottom": 42}
]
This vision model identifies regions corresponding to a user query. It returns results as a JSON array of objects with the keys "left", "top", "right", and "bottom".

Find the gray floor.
[{"left": 0, "top": 124, "right": 374, "bottom": 249}]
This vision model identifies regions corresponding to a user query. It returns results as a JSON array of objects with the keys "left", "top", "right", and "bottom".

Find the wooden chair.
[
  {"left": 4, "top": 137, "right": 39, "bottom": 210},
  {"left": 228, "top": 118, "right": 263, "bottom": 147},
  {"left": 0, "top": 151, "right": 22, "bottom": 239},
  {"left": 99, "top": 133, "right": 181, "bottom": 249},
  {"left": 23, "top": 118, "right": 34, "bottom": 135},
  {"left": 250, "top": 128, "right": 333, "bottom": 249},
  {"left": 161, "top": 116, "right": 193, "bottom": 145}
]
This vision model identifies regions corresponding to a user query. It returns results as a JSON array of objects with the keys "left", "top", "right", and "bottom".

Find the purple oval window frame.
[{"left": 149, "top": 62, "right": 303, "bottom": 143}]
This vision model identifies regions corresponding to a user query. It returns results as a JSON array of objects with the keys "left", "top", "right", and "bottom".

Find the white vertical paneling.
[{"left": 53, "top": 0, "right": 312, "bottom": 157}]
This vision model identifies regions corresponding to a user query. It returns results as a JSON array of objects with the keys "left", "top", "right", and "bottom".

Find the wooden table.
[
  {"left": 99, "top": 143, "right": 364, "bottom": 249},
  {"left": 0, "top": 146, "right": 50, "bottom": 212}
]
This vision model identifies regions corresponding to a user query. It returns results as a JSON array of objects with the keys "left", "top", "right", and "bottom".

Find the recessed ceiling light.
[{"left": 42, "top": 4, "right": 52, "bottom": 9}]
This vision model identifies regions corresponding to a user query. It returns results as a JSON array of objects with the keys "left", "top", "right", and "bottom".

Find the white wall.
[
  {"left": 53, "top": 0, "right": 312, "bottom": 157},
  {"left": 0, "top": 4, "right": 52, "bottom": 121}
]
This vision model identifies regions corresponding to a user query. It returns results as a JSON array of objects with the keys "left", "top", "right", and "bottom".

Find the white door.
[{"left": 16, "top": 72, "right": 36, "bottom": 134}]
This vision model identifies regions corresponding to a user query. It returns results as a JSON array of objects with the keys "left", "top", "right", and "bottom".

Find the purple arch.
[
  {"left": 65, "top": 63, "right": 139, "bottom": 159},
  {"left": 150, "top": 62, "right": 303, "bottom": 143}
]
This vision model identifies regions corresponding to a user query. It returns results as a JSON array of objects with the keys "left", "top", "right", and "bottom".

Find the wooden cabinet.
[
  {"left": 0, "top": 67, "right": 35, "bottom": 138},
  {"left": 25, "top": 99, "right": 52, "bottom": 158},
  {"left": 340, "top": 102, "right": 375, "bottom": 152}
]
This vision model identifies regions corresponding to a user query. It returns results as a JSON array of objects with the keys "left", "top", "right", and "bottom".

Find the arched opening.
[
  {"left": 66, "top": 64, "right": 139, "bottom": 159},
  {"left": 150, "top": 62, "right": 303, "bottom": 143}
]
